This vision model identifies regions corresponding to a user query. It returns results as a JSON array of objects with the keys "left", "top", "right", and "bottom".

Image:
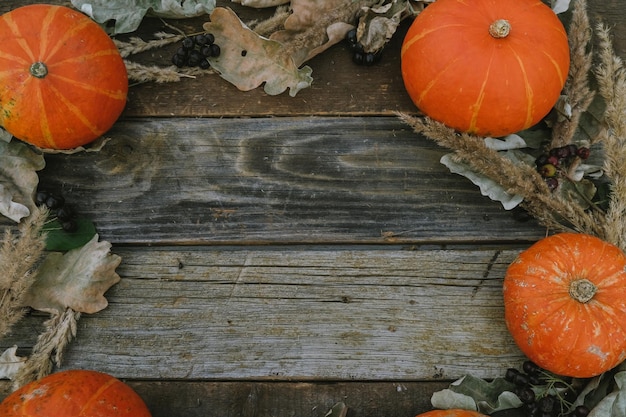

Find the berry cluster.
[
  {"left": 36, "top": 190, "right": 78, "bottom": 232},
  {"left": 505, "top": 361, "right": 590, "bottom": 417},
  {"left": 535, "top": 144, "right": 590, "bottom": 191},
  {"left": 171, "top": 33, "right": 221, "bottom": 69},
  {"left": 345, "top": 28, "right": 382, "bottom": 66}
]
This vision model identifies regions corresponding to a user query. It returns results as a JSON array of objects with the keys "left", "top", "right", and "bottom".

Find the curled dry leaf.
[
  {"left": 22, "top": 235, "right": 121, "bottom": 315},
  {"left": 357, "top": 0, "right": 408, "bottom": 53},
  {"left": 72, "top": 0, "right": 216, "bottom": 34},
  {"left": 203, "top": 7, "right": 313, "bottom": 96},
  {"left": 270, "top": 0, "right": 358, "bottom": 65},
  {"left": 0, "top": 140, "right": 45, "bottom": 223},
  {"left": 0, "top": 346, "right": 26, "bottom": 380}
]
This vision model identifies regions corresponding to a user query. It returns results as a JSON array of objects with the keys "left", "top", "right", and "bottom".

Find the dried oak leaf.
[
  {"left": 270, "top": 0, "right": 356, "bottom": 65},
  {"left": 0, "top": 140, "right": 45, "bottom": 223},
  {"left": 23, "top": 235, "right": 121, "bottom": 315},
  {"left": 203, "top": 7, "right": 313, "bottom": 96}
]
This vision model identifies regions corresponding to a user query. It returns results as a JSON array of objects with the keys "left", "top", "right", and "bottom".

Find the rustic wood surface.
[{"left": 1, "top": 0, "right": 625, "bottom": 416}]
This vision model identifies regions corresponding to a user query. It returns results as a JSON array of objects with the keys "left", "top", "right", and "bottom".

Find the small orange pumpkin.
[
  {"left": 503, "top": 233, "right": 626, "bottom": 378},
  {"left": 401, "top": 0, "right": 570, "bottom": 137},
  {"left": 0, "top": 369, "right": 152, "bottom": 416},
  {"left": 415, "top": 410, "right": 488, "bottom": 417},
  {"left": 0, "top": 5, "right": 128, "bottom": 149}
]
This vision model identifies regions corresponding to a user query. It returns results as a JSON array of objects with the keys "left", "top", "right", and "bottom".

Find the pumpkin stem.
[
  {"left": 489, "top": 19, "right": 511, "bottom": 39},
  {"left": 569, "top": 278, "right": 597, "bottom": 303},
  {"left": 29, "top": 62, "right": 48, "bottom": 79}
]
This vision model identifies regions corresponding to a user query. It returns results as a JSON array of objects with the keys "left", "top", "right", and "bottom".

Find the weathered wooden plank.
[
  {"left": 1, "top": 380, "right": 449, "bottom": 417},
  {"left": 34, "top": 117, "right": 545, "bottom": 245},
  {"left": 1, "top": 247, "right": 527, "bottom": 381}
]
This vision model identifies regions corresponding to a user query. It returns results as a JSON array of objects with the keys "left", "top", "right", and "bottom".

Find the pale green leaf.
[
  {"left": 431, "top": 388, "right": 478, "bottom": 411},
  {"left": 203, "top": 7, "right": 313, "bottom": 97},
  {"left": 23, "top": 235, "right": 121, "bottom": 315},
  {"left": 0, "top": 346, "right": 25, "bottom": 380},
  {"left": 440, "top": 154, "right": 523, "bottom": 210},
  {"left": 71, "top": 0, "right": 216, "bottom": 34},
  {"left": 431, "top": 375, "right": 522, "bottom": 414}
]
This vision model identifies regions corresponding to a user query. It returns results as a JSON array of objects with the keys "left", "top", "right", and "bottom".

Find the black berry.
[
  {"left": 56, "top": 204, "right": 75, "bottom": 222},
  {"left": 45, "top": 194, "right": 65, "bottom": 210},
  {"left": 537, "top": 395, "right": 556, "bottom": 413},
  {"left": 573, "top": 405, "right": 590, "bottom": 417},
  {"left": 505, "top": 368, "right": 521, "bottom": 382},
  {"left": 181, "top": 37, "right": 194, "bottom": 50},
  {"left": 35, "top": 190, "right": 50, "bottom": 206},
  {"left": 516, "top": 386, "right": 536, "bottom": 404},
  {"left": 61, "top": 219, "right": 78, "bottom": 233}
]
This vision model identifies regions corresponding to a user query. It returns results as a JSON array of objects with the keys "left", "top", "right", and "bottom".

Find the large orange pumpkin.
[
  {"left": 401, "top": 0, "right": 570, "bottom": 137},
  {"left": 503, "top": 233, "right": 626, "bottom": 378},
  {"left": 415, "top": 410, "right": 488, "bottom": 417},
  {"left": 0, "top": 5, "right": 128, "bottom": 149},
  {"left": 0, "top": 369, "right": 152, "bottom": 416}
]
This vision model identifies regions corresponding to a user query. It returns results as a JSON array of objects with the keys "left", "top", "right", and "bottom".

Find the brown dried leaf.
[
  {"left": 203, "top": 7, "right": 313, "bottom": 96},
  {"left": 270, "top": 0, "right": 355, "bottom": 65},
  {"left": 357, "top": 0, "right": 409, "bottom": 53},
  {"left": 283, "top": 0, "right": 346, "bottom": 32},
  {"left": 0, "top": 140, "right": 45, "bottom": 223},
  {"left": 23, "top": 235, "right": 121, "bottom": 315}
]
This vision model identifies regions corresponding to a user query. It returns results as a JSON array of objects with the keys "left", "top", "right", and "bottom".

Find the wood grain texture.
[
  {"left": 0, "top": 380, "right": 449, "bottom": 417},
  {"left": 1, "top": 247, "right": 526, "bottom": 381},
  {"left": 35, "top": 117, "right": 545, "bottom": 245}
]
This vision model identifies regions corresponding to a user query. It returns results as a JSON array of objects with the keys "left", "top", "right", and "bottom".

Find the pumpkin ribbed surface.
[
  {"left": 401, "top": 0, "right": 570, "bottom": 137},
  {"left": 0, "top": 5, "right": 128, "bottom": 149},
  {"left": 0, "top": 370, "right": 152, "bottom": 416},
  {"left": 503, "top": 233, "right": 626, "bottom": 378}
]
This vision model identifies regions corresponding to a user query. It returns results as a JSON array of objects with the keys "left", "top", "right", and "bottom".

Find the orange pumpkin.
[
  {"left": 401, "top": 0, "right": 570, "bottom": 137},
  {"left": 415, "top": 410, "right": 488, "bottom": 417},
  {"left": 0, "top": 5, "right": 128, "bottom": 149},
  {"left": 0, "top": 369, "right": 151, "bottom": 416},
  {"left": 503, "top": 233, "right": 626, "bottom": 378}
]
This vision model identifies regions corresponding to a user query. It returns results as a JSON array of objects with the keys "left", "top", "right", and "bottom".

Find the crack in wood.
[{"left": 471, "top": 250, "right": 502, "bottom": 298}]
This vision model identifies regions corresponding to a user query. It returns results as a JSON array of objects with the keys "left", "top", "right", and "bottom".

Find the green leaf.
[
  {"left": 43, "top": 217, "right": 97, "bottom": 251},
  {"left": 71, "top": 0, "right": 216, "bottom": 34}
]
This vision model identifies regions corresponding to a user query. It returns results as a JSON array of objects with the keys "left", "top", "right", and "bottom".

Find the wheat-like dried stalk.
[
  {"left": 114, "top": 33, "right": 185, "bottom": 58},
  {"left": 0, "top": 207, "right": 47, "bottom": 339},
  {"left": 124, "top": 60, "right": 210, "bottom": 84},
  {"left": 396, "top": 113, "right": 606, "bottom": 237},
  {"left": 594, "top": 23, "right": 626, "bottom": 250},
  {"left": 550, "top": 0, "right": 595, "bottom": 148},
  {"left": 11, "top": 308, "right": 81, "bottom": 390}
]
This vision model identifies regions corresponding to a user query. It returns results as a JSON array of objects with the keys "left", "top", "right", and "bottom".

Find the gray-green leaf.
[
  {"left": 431, "top": 375, "right": 522, "bottom": 414},
  {"left": 71, "top": 0, "right": 216, "bottom": 34}
]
